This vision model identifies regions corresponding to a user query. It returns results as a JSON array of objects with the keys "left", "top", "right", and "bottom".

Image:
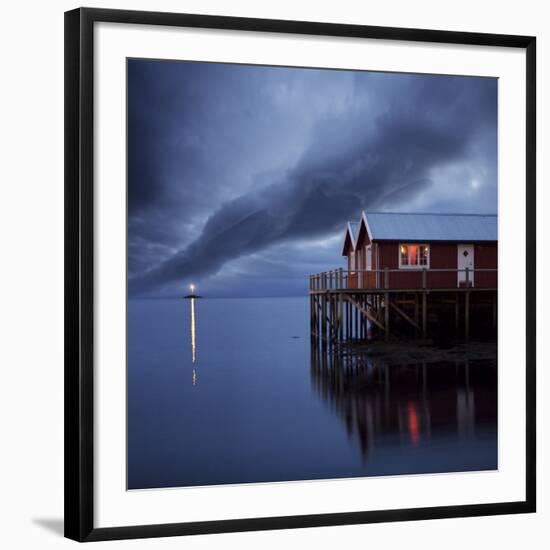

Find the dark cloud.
[{"left": 127, "top": 62, "right": 497, "bottom": 297}]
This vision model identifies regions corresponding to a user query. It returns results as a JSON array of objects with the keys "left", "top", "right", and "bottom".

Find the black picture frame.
[{"left": 65, "top": 7, "right": 537, "bottom": 542}]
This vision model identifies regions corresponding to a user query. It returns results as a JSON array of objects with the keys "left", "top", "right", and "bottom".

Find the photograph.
[
  {"left": 0, "top": 0, "right": 542, "bottom": 547},
  {"left": 126, "top": 59, "right": 499, "bottom": 490}
]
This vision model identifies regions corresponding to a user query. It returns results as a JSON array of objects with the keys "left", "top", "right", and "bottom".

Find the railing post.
[
  {"left": 422, "top": 268, "right": 427, "bottom": 289},
  {"left": 465, "top": 267, "right": 470, "bottom": 288},
  {"left": 384, "top": 267, "right": 389, "bottom": 289}
]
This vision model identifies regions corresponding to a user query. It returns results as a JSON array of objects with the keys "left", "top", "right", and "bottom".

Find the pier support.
[
  {"left": 455, "top": 292, "right": 460, "bottom": 337},
  {"left": 465, "top": 290, "right": 470, "bottom": 341},
  {"left": 421, "top": 292, "right": 427, "bottom": 338},
  {"left": 384, "top": 293, "right": 390, "bottom": 341},
  {"left": 309, "top": 271, "right": 496, "bottom": 346}
]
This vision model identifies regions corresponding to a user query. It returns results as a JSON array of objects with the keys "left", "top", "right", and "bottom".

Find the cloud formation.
[{"left": 127, "top": 61, "right": 497, "bottom": 297}]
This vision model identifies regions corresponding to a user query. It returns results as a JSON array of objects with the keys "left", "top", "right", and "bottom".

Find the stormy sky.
[{"left": 127, "top": 59, "right": 497, "bottom": 298}]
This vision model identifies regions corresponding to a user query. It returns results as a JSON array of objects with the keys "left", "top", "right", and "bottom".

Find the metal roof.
[{"left": 363, "top": 212, "right": 497, "bottom": 242}]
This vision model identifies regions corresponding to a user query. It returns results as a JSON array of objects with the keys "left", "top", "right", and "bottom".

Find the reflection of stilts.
[
  {"left": 456, "top": 359, "right": 475, "bottom": 438},
  {"left": 310, "top": 344, "right": 480, "bottom": 459}
]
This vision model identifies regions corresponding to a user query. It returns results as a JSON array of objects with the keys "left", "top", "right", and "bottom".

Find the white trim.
[
  {"left": 361, "top": 211, "right": 374, "bottom": 243},
  {"left": 366, "top": 245, "right": 372, "bottom": 271},
  {"left": 357, "top": 248, "right": 363, "bottom": 286},
  {"left": 348, "top": 222, "right": 358, "bottom": 249},
  {"left": 341, "top": 222, "right": 358, "bottom": 256}
]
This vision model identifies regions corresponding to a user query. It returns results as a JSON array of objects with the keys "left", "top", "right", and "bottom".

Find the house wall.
[
  {"left": 375, "top": 241, "right": 497, "bottom": 289},
  {"left": 354, "top": 227, "right": 377, "bottom": 286},
  {"left": 474, "top": 243, "right": 498, "bottom": 287},
  {"left": 345, "top": 250, "right": 357, "bottom": 288},
  {"left": 341, "top": 227, "right": 498, "bottom": 290}
]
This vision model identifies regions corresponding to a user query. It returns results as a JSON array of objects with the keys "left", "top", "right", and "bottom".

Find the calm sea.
[{"left": 127, "top": 296, "right": 497, "bottom": 490}]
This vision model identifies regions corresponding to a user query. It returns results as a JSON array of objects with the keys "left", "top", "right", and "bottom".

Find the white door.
[{"left": 457, "top": 244, "right": 475, "bottom": 287}]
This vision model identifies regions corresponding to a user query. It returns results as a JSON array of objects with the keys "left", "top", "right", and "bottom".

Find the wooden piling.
[
  {"left": 422, "top": 292, "right": 427, "bottom": 338},
  {"left": 455, "top": 292, "right": 460, "bottom": 337},
  {"left": 465, "top": 290, "right": 470, "bottom": 341},
  {"left": 309, "top": 267, "right": 496, "bottom": 345},
  {"left": 384, "top": 293, "right": 390, "bottom": 341},
  {"left": 414, "top": 293, "right": 419, "bottom": 338}
]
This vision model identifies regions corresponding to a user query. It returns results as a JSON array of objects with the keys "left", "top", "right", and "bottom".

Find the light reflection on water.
[
  {"left": 128, "top": 297, "right": 497, "bottom": 490},
  {"left": 190, "top": 297, "right": 196, "bottom": 364},
  {"left": 189, "top": 297, "right": 197, "bottom": 385}
]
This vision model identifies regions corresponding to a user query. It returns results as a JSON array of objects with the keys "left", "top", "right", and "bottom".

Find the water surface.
[{"left": 128, "top": 297, "right": 497, "bottom": 489}]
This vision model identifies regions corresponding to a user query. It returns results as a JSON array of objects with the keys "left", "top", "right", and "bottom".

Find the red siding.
[
  {"left": 429, "top": 243, "right": 457, "bottom": 288},
  {"left": 375, "top": 241, "right": 497, "bottom": 289},
  {"left": 474, "top": 243, "right": 498, "bottom": 288}
]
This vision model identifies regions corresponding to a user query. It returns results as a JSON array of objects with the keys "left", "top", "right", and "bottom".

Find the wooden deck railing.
[{"left": 309, "top": 268, "right": 497, "bottom": 291}]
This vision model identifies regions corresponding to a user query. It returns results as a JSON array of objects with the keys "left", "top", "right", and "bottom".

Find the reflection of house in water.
[{"left": 310, "top": 346, "right": 497, "bottom": 462}]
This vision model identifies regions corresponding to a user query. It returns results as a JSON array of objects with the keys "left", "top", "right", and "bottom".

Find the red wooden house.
[{"left": 342, "top": 212, "right": 498, "bottom": 289}]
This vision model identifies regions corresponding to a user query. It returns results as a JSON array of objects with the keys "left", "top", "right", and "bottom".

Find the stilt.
[
  {"left": 353, "top": 296, "right": 359, "bottom": 338},
  {"left": 321, "top": 276, "right": 327, "bottom": 348},
  {"left": 309, "top": 268, "right": 496, "bottom": 345},
  {"left": 344, "top": 301, "right": 351, "bottom": 340},
  {"left": 455, "top": 292, "right": 460, "bottom": 337},
  {"left": 465, "top": 291, "right": 470, "bottom": 342},
  {"left": 361, "top": 295, "right": 366, "bottom": 339},
  {"left": 384, "top": 292, "right": 390, "bottom": 341},
  {"left": 422, "top": 292, "right": 427, "bottom": 338},
  {"left": 414, "top": 293, "right": 419, "bottom": 338}
]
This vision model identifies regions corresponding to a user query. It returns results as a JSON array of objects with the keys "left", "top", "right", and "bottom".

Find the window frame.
[{"left": 398, "top": 243, "right": 431, "bottom": 269}]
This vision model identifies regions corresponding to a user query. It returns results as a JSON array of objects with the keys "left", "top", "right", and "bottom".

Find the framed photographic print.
[{"left": 65, "top": 7, "right": 536, "bottom": 542}]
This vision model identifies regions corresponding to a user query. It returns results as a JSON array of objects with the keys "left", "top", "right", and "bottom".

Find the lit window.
[{"left": 399, "top": 244, "right": 429, "bottom": 268}]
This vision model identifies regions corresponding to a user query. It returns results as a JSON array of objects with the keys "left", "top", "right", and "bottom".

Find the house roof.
[
  {"left": 361, "top": 212, "right": 497, "bottom": 242},
  {"left": 341, "top": 221, "right": 359, "bottom": 255}
]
